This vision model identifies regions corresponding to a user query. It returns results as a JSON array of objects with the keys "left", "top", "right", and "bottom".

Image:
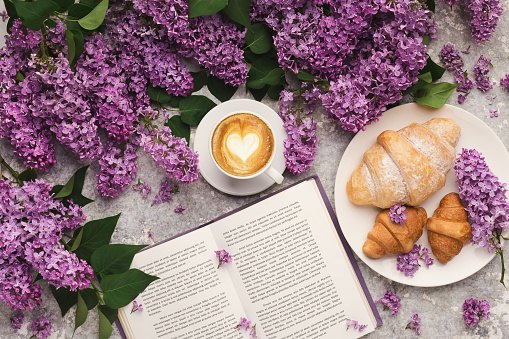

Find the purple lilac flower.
[
  {"left": 473, "top": 56, "right": 495, "bottom": 92},
  {"left": 174, "top": 204, "right": 185, "bottom": 213},
  {"left": 131, "top": 300, "right": 143, "bottom": 313},
  {"left": 0, "top": 179, "right": 93, "bottom": 311},
  {"left": 486, "top": 94, "right": 497, "bottom": 105},
  {"left": 237, "top": 317, "right": 251, "bottom": 331},
  {"left": 132, "top": 180, "right": 151, "bottom": 198},
  {"left": 439, "top": 43, "right": 464, "bottom": 71},
  {"left": 10, "top": 312, "right": 24, "bottom": 333},
  {"left": 215, "top": 250, "right": 232, "bottom": 268},
  {"left": 97, "top": 141, "right": 138, "bottom": 198},
  {"left": 0, "top": 10, "right": 8, "bottom": 22},
  {"left": 139, "top": 126, "right": 199, "bottom": 184},
  {"left": 490, "top": 108, "right": 499, "bottom": 118},
  {"left": 345, "top": 319, "right": 367, "bottom": 332},
  {"left": 464, "top": 0, "right": 503, "bottom": 43},
  {"left": 250, "top": 324, "right": 259, "bottom": 339},
  {"left": 458, "top": 94, "right": 468, "bottom": 104},
  {"left": 375, "top": 291, "right": 401, "bottom": 316},
  {"left": 397, "top": 244, "right": 434, "bottom": 276},
  {"left": 441, "top": 0, "right": 461, "bottom": 5},
  {"left": 153, "top": 180, "right": 179, "bottom": 205},
  {"left": 147, "top": 230, "right": 154, "bottom": 238},
  {"left": 463, "top": 298, "right": 490, "bottom": 327},
  {"left": 389, "top": 204, "right": 408, "bottom": 225},
  {"left": 278, "top": 87, "right": 319, "bottom": 175},
  {"left": 406, "top": 314, "right": 421, "bottom": 335},
  {"left": 30, "top": 317, "right": 53, "bottom": 339},
  {"left": 455, "top": 71, "right": 475, "bottom": 93},
  {"left": 500, "top": 74, "right": 509, "bottom": 89},
  {"left": 462, "top": 46, "right": 471, "bottom": 54},
  {"left": 454, "top": 149, "right": 509, "bottom": 250}
]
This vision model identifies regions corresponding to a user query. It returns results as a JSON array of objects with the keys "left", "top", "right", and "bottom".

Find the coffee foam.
[{"left": 211, "top": 113, "right": 274, "bottom": 177}]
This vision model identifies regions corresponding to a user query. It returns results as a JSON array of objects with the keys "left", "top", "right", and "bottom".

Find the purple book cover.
[{"left": 116, "top": 175, "right": 382, "bottom": 338}]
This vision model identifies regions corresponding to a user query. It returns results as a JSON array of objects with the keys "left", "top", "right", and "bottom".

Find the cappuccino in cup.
[{"left": 211, "top": 113, "right": 275, "bottom": 178}]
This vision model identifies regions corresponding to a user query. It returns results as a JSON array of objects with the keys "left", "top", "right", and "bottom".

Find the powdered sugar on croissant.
[{"left": 347, "top": 118, "right": 461, "bottom": 208}]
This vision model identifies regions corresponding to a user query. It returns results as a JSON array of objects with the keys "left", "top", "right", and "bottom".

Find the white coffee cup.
[{"left": 209, "top": 111, "right": 284, "bottom": 184}]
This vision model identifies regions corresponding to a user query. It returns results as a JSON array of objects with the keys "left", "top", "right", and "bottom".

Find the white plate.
[
  {"left": 334, "top": 103, "right": 509, "bottom": 287},
  {"left": 193, "top": 99, "right": 286, "bottom": 196}
]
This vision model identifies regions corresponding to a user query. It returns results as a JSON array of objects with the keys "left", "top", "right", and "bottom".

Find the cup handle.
[{"left": 264, "top": 167, "right": 284, "bottom": 184}]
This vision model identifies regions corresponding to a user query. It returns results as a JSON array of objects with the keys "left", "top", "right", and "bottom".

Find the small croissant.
[
  {"left": 363, "top": 207, "right": 427, "bottom": 259},
  {"left": 426, "top": 193, "right": 472, "bottom": 263}
]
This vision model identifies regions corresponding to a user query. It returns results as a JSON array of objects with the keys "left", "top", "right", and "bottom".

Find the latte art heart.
[
  {"left": 211, "top": 113, "right": 275, "bottom": 177},
  {"left": 226, "top": 133, "right": 260, "bottom": 162}
]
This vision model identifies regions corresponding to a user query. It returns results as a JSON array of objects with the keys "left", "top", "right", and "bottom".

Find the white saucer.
[{"left": 193, "top": 99, "right": 286, "bottom": 196}]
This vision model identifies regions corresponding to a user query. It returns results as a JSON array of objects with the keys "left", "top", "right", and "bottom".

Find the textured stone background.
[{"left": 1, "top": 1, "right": 508, "bottom": 338}]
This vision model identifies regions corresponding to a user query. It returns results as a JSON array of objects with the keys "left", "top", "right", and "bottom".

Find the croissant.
[
  {"left": 347, "top": 118, "right": 461, "bottom": 209},
  {"left": 426, "top": 192, "right": 472, "bottom": 263},
  {"left": 363, "top": 207, "right": 427, "bottom": 259}
]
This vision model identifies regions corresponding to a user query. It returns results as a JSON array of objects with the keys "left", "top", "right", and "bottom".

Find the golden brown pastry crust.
[
  {"left": 363, "top": 207, "right": 428, "bottom": 259},
  {"left": 347, "top": 118, "right": 461, "bottom": 208},
  {"left": 426, "top": 192, "right": 472, "bottom": 263}
]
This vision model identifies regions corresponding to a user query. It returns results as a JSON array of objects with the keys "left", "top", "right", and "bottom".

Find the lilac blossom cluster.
[
  {"left": 463, "top": 298, "right": 490, "bottom": 327},
  {"left": 215, "top": 250, "right": 233, "bottom": 268},
  {"left": 406, "top": 314, "right": 421, "bottom": 335},
  {"left": 473, "top": 55, "right": 495, "bottom": 92},
  {"left": 152, "top": 180, "right": 179, "bottom": 205},
  {"left": 0, "top": 179, "right": 93, "bottom": 311},
  {"left": 464, "top": 0, "right": 504, "bottom": 43},
  {"left": 174, "top": 204, "right": 185, "bottom": 213},
  {"left": 133, "top": 180, "right": 152, "bottom": 198},
  {"left": 30, "top": 317, "right": 53, "bottom": 339},
  {"left": 97, "top": 142, "right": 138, "bottom": 198},
  {"left": 439, "top": 43, "right": 474, "bottom": 104},
  {"left": 278, "top": 87, "right": 319, "bottom": 175},
  {"left": 10, "top": 312, "right": 24, "bottom": 333},
  {"left": 500, "top": 74, "right": 509, "bottom": 89},
  {"left": 255, "top": 0, "right": 435, "bottom": 132},
  {"left": 375, "top": 291, "right": 401, "bottom": 316},
  {"left": 236, "top": 317, "right": 258, "bottom": 339},
  {"left": 131, "top": 300, "right": 143, "bottom": 313},
  {"left": 454, "top": 149, "right": 509, "bottom": 250},
  {"left": 389, "top": 204, "right": 408, "bottom": 225},
  {"left": 345, "top": 319, "right": 367, "bottom": 332},
  {"left": 396, "top": 244, "right": 434, "bottom": 277}
]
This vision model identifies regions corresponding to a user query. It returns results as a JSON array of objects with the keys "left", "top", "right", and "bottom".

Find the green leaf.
[
  {"left": 426, "top": 0, "right": 435, "bottom": 12},
  {"left": 12, "top": 0, "right": 59, "bottom": 31},
  {"left": 414, "top": 82, "right": 459, "bottom": 108},
  {"left": 169, "top": 96, "right": 182, "bottom": 108},
  {"left": 191, "top": 71, "right": 208, "bottom": 92},
  {"left": 54, "top": 0, "right": 74, "bottom": 12},
  {"left": 101, "top": 269, "right": 159, "bottom": 309},
  {"left": 81, "top": 288, "right": 98, "bottom": 310},
  {"left": 403, "top": 72, "right": 433, "bottom": 96},
  {"left": 51, "top": 165, "right": 93, "bottom": 207},
  {"left": 44, "top": 18, "right": 57, "bottom": 28},
  {"left": 78, "top": 0, "right": 108, "bottom": 30},
  {"left": 15, "top": 71, "right": 25, "bottom": 82},
  {"left": 188, "top": 0, "right": 228, "bottom": 18},
  {"left": 98, "top": 305, "right": 118, "bottom": 324},
  {"left": 67, "top": 3, "right": 93, "bottom": 19},
  {"left": 74, "top": 292, "right": 88, "bottom": 333},
  {"left": 79, "top": 0, "right": 103, "bottom": 7},
  {"left": 422, "top": 35, "right": 430, "bottom": 45},
  {"left": 245, "top": 23, "right": 273, "bottom": 54},
  {"left": 223, "top": 0, "right": 251, "bottom": 27},
  {"left": 246, "top": 57, "right": 280, "bottom": 89},
  {"left": 179, "top": 95, "right": 217, "bottom": 126},
  {"left": 70, "top": 228, "right": 84, "bottom": 252},
  {"left": 267, "top": 84, "right": 284, "bottom": 100},
  {"left": 259, "top": 68, "right": 284, "bottom": 86},
  {"left": 164, "top": 115, "right": 190, "bottom": 144},
  {"left": 98, "top": 309, "right": 113, "bottom": 339},
  {"left": 297, "top": 70, "right": 318, "bottom": 82},
  {"left": 50, "top": 286, "right": 78, "bottom": 317},
  {"left": 421, "top": 54, "right": 446, "bottom": 82},
  {"left": 147, "top": 84, "right": 174, "bottom": 104},
  {"left": 91, "top": 244, "right": 147, "bottom": 278},
  {"left": 3, "top": 0, "right": 19, "bottom": 20},
  {"left": 53, "top": 175, "right": 74, "bottom": 199},
  {"left": 248, "top": 85, "right": 269, "bottom": 101},
  {"left": 207, "top": 76, "right": 238, "bottom": 102},
  {"left": 65, "top": 29, "right": 85, "bottom": 68},
  {"left": 73, "top": 214, "right": 121, "bottom": 262},
  {"left": 18, "top": 168, "right": 37, "bottom": 182}
]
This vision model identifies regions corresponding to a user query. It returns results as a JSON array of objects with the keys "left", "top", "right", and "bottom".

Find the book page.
[
  {"left": 118, "top": 227, "right": 246, "bottom": 339},
  {"left": 211, "top": 179, "right": 375, "bottom": 339}
]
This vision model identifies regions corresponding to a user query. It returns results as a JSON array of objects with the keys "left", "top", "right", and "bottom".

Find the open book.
[{"left": 117, "top": 176, "right": 382, "bottom": 339}]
